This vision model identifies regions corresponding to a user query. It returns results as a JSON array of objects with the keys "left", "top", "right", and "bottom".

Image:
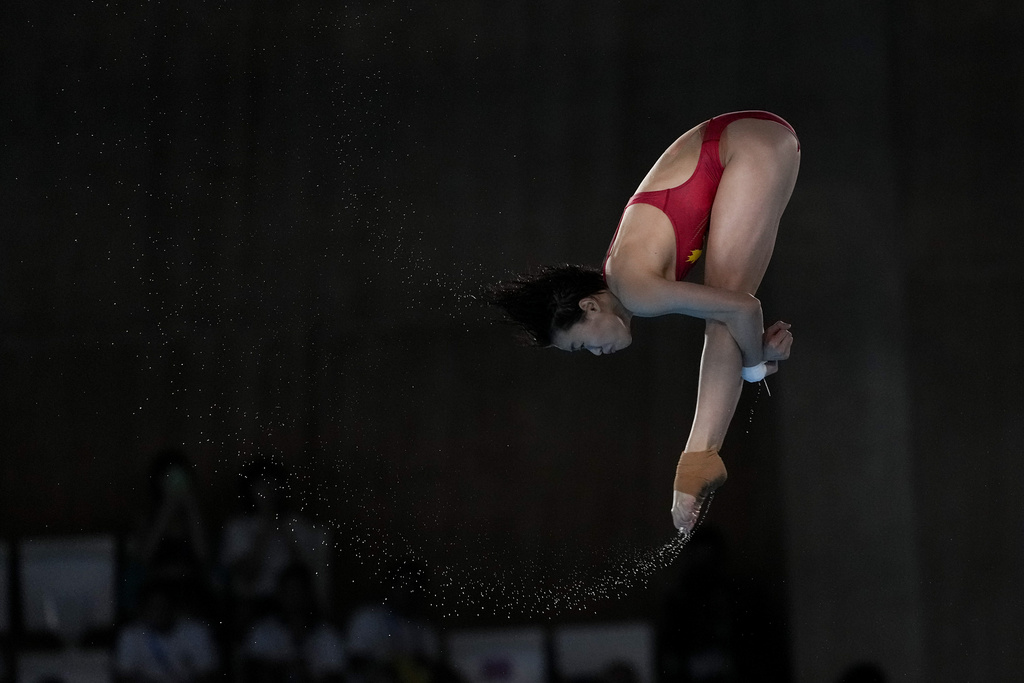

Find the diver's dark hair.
[{"left": 485, "top": 264, "right": 606, "bottom": 346}]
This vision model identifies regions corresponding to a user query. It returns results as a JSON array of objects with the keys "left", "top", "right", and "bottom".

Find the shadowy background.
[{"left": 2, "top": 1, "right": 1023, "bottom": 682}]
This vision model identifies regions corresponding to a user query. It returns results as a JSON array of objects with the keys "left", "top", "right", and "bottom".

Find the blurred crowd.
[
  {"left": 0, "top": 449, "right": 887, "bottom": 683},
  {"left": 114, "top": 450, "right": 452, "bottom": 683}
]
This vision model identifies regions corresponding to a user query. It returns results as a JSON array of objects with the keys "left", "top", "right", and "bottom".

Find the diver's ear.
[{"left": 578, "top": 296, "right": 600, "bottom": 313}]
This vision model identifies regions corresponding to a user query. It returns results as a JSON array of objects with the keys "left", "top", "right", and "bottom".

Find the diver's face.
[{"left": 550, "top": 299, "right": 632, "bottom": 356}]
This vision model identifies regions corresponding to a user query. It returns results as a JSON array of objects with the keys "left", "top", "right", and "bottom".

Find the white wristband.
[{"left": 741, "top": 362, "right": 768, "bottom": 383}]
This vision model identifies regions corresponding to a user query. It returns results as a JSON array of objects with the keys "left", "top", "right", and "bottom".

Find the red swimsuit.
[{"left": 603, "top": 110, "right": 798, "bottom": 282}]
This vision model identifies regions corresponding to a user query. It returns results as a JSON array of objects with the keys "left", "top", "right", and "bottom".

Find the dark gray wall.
[{"left": 2, "top": 1, "right": 1022, "bottom": 681}]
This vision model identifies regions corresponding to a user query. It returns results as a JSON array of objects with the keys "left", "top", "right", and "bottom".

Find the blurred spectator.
[
  {"left": 350, "top": 662, "right": 399, "bottom": 683},
  {"left": 239, "top": 562, "right": 346, "bottom": 682},
  {"left": 346, "top": 560, "right": 440, "bottom": 683},
  {"left": 427, "top": 663, "right": 467, "bottom": 683},
  {"left": 114, "top": 578, "right": 220, "bottom": 683},
  {"left": 567, "top": 661, "right": 639, "bottom": 683},
  {"left": 601, "top": 661, "right": 640, "bottom": 683},
  {"left": 837, "top": 661, "right": 888, "bottom": 683},
  {"left": 656, "top": 527, "right": 739, "bottom": 683},
  {"left": 655, "top": 526, "right": 789, "bottom": 682},
  {"left": 565, "top": 663, "right": 634, "bottom": 683},
  {"left": 219, "top": 457, "right": 329, "bottom": 630},
  {"left": 121, "top": 449, "right": 212, "bottom": 619}
]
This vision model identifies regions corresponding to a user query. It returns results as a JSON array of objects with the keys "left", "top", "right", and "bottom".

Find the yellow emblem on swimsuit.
[{"left": 687, "top": 248, "right": 703, "bottom": 264}]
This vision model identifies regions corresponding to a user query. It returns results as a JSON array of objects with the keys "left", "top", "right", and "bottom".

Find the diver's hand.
[{"left": 762, "top": 321, "right": 793, "bottom": 362}]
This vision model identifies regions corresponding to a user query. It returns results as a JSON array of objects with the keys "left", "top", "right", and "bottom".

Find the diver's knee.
[{"left": 705, "top": 319, "right": 729, "bottom": 337}]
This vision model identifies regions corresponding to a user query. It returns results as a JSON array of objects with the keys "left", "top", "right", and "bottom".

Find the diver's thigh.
[{"left": 704, "top": 147, "right": 799, "bottom": 293}]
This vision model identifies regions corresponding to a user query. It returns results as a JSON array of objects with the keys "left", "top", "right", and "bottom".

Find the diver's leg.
[{"left": 672, "top": 120, "right": 800, "bottom": 532}]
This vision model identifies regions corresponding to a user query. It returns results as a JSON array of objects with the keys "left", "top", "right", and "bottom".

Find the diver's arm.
[{"left": 613, "top": 274, "right": 765, "bottom": 367}]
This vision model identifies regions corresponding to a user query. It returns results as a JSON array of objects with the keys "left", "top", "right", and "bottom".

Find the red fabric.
[{"left": 604, "top": 110, "right": 798, "bottom": 282}]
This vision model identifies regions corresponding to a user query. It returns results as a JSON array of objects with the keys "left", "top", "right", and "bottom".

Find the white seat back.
[
  {"left": 553, "top": 621, "right": 654, "bottom": 683},
  {"left": 19, "top": 535, "right": 117, "bottom": 641},
  {"left": 0, "top": 540, "right": 10, "bottom": 634},
  {"left": 17, "top": 649, "right": 112, "bottom": 683},
  {"left": 447, "top": 627, "right": 547, "bottom": 683}
]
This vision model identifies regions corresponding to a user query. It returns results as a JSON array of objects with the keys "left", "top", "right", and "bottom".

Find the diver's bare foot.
[{"left": 671, "top": 491, "right": 699, "bottom": 534}]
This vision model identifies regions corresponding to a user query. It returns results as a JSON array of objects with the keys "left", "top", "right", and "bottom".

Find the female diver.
[{"left": 488, "top": 111, "right": 800, "bottom": 535}]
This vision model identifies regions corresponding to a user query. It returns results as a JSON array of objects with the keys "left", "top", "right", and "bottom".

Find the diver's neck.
[{"left": 601, "top": 290, "right": 633, "bottom": 325}]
